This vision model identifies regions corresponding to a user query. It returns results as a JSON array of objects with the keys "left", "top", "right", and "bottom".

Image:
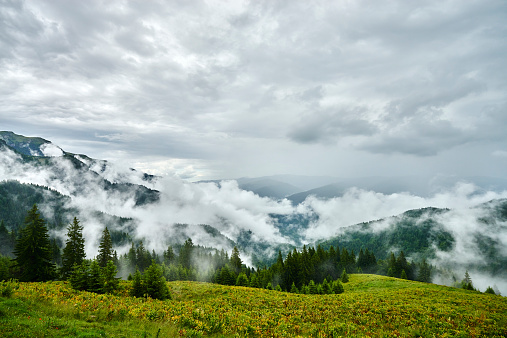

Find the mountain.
[
  {"left": 232, "top": 173, "right": 507, "bottom": 204},
  {"left": 1, "top": 131, "right": 507, "bottom": 293},
  {"left": 0, "top": 131, "right": 63, "bottom": 157},
  {"left": 315, "top": 199, "right": 507, "bottom": 285},
  {"left": 236, "top": 177, "right": 302, "bottom": 199}
]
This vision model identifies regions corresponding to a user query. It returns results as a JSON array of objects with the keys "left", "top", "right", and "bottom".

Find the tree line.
[{"left": 0, "top": 204, "right": 500, "bottom": 298}]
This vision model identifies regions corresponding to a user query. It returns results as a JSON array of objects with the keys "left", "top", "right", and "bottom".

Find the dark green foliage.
[
  {"left": 0, "top": 254, "right": 14, "bottom": 281},
  {"left": 69, "top": 261, "right": 90, "bottom": 291},
  {"left": 308, "top": 280, "right": 318, "bottom": 294},
  {"left": 97, "top": 227, "right": 113, "bottom": 268},
  {"left": 416, "top": 259, "right": 432, "bottom": 283},
  {"left": 230, "top": 246, "right": 242, "bottom": 274},
  {"left": 340, "top": 269, "right": 349, "bottom": 283},
  {"left": 163, "top": 246, "right": 175, "bottom": 265},
  {"left": 143, "top": 261, "right": 171, "bottom": 300},
  {"left": 0, "top": 220, "right": 15, "bottom": 257},
  {"left": 102, "top": 260, "right": 119, "bottom": 294},
  {"left": 130, "top": 269, "right": 145, "bottom": 298},
  {"left": 135, "top": 241, "right": 151, "bottom": 272},
  {"left": 69, "top": 259, "right": 119, "bottom": 294},
  {"left": 290, "top": 282, "right": 299, "bottom": 293},
  {"left": 13, "top": 205, "right": 55, "bottom": 282},
  {"left": 61, "top": 217, "right": 86, "bottom": 279},
  {"left": 179, "top": 238, "right": 194, "bottom": 270},
  {"left": 88, "top": 260, "right": 103, "bottom": 293},
  {"left": 216, "top": 265, "right": 236, "bottom": 286},
  {"left": 485, "top": 286, "right": 496, "bottom": 295},
  {"left": 50, "top": 238, "right": 62, "bottom": 266},
  {"left": 400, "top": 270, "right": 407, "bottom": 279},
  {"left": 0, "top": 181, "right": 72, "bottom": 234},
  {"left": 332, "top": 280, "right": 344, "bottom": 294},
  {"left": 236, "top": 272, "right": 249, "bottom": 287},
  {"left": 317, "top": 207, "right": 455, "bottom": 261}
]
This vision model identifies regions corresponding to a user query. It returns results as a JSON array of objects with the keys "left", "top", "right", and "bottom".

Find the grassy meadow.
[{"left": 0, "top": 274, "right": 506, "bottom": 337}]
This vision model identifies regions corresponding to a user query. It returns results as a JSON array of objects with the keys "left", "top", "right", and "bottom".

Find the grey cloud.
[
  {"left": 0, "top": 0, "right": 506, "bottom": 179},
  {"left": 288, "top": 107, "right": 378, "bottom": 144}
]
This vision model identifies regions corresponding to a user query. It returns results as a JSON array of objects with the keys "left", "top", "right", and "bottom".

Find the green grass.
[{"left": 1, "top": 275, "right": 506, "bottom": 337}]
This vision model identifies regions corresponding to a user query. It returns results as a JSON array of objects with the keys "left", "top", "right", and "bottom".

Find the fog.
[{"left": 1, "top": 144, "right": 506, "bottom": 294}]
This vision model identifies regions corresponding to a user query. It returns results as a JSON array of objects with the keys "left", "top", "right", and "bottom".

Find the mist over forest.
[{"left": 0, "top": 131, "right": 506, "bottom": 295}]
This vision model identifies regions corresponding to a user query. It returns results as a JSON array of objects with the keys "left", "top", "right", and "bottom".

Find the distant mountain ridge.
[
  {"left": 1, "top": 131, "right": 507, "bottom": 293},
  {"left": 230, "top": 174, "right": 507, "bottom": 204}
]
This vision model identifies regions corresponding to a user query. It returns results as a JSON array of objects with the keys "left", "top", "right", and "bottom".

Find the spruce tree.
[
  {"left": 88, "top": 260, "right": 103, "bottom": 293},
  {"left": 236, "top": 272, "right": 249, "bottom": 287},
  {"left": 485, "top": 286, "right": 496, "bottom": 295},
  {"left": 290, "top": 282, "right": 299, "bottom": 293},
  {"left": 97, "top": 227, "right": 113, "bottom": 268},
  {"left": 340, "top": 268, "right": 349, "bottom": 283},
  {"left": 179, "top": 238, "right": 194, "bottom": 269},
  {"left": 61, "top": 217, "right": 86, "bottom": 279},
  {"left": 69, "top": 260, "right": 89, "bottom": 291},
  {"left": 13, "top": 205, "right": 55, "bottom": 282},
  {"left": 308, "top": 280, "right": 318, "bottom": 294},
  {"left": 144, "top": 261, "right": 171, "bottom": 300},
  {"left": 417, "top": 259, "right": 431, "bottom": 283},
  {"left": 102, "top": 260, "right": 119, "bottom": 294},
  {"left": 130, "top": 268, "right": 145, "bottom": 298},
  {"left": 332, "top": 280, "right": 344, "bottom": 294},
  {"left": 230, "top": 246, "right": 242, "bottom": 274}
]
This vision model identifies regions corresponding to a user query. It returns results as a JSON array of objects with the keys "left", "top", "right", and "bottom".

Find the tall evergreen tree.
[
  {"left": 97, "top": 227, "right": 113, "bottom": 268},
  {"left": 179, "top": 238, "right": 194, "bottom": 269},
  {"left": 416, "top": 259, "right": 432, "bottom": 283},
  {"left": 102, "top": 260, "right": 119, "bottom": 294},
  {"left": 230, "top": 246, "right": 242, "bottom": 274},
  {"left": 61, "top": 217, "right": 86, "bottom": 278},
  {"left": 144, "top": 261, "right": 171, "bottom": 300},
  {"left": 13, "top": 204, "right": 55, "bottom": 282}
]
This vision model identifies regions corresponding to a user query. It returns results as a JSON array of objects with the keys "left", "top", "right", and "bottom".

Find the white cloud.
[{"left": 40, "top": 143, "right": 63, "bottom": 157}]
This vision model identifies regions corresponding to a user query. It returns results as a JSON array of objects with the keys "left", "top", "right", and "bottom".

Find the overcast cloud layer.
[{"left": 1, "top": 0, "right": 506, "bottom": 180}]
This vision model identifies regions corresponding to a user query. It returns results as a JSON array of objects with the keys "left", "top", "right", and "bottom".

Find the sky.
[{"left": 1, "top": 0, "right": 507, "bottom": 181}]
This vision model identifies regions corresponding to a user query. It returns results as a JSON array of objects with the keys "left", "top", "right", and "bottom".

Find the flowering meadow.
[{"left": 1, "top": 274, "right": 506, "bottom": 337}]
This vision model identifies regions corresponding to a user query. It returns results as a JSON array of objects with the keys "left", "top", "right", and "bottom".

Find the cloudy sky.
[{"left": 1, "top": 0, "right": 506, "bottom": 180}]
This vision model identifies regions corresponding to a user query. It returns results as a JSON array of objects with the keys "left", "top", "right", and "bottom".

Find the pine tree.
[
  {"left": 417, "top": 259, "right": 431, "bottom": 283},
  {"left": 322, "top": 278, "right": 332, "bottom": 294},
  {"left": 340, "top": 268, "right": 349, "bottom": 283},
  {"left": 88, "top": 260, "right": 103, "bottom": 293},
  {"left": 0, "top": 220, "right": 15, "bottom": 256},
  {"left": 97, "top": 227, "right": 113, "bottom": 268},
  {"left": 130, "top": 268, "right": 145, "bottom": 298},
  {"left": 235, "top": 272, "right": 249, "bottom": 287},
  {"left": 332, "top": 280, "right": 344, "bottom": 294},
  {"left": 230, "top": 246, "right": 242, "bottom": 274},
  {"left": 69, "top": 260, "right": 89, "bottom": 291},
  {"left": 308, "top": 280, "right": 318, "bottom": 294},
  {"left": 290, "top": 282, "right": 299, "bottom": 293},
  {"left": 179, "top": 238, "right": 194, "bottom": 270},
  {"left": 50, "top": 238, "right": 62, "bottom": 266},
  {"left": 463, "top": 270, "right": 474, "bottom": 290},
  {"left": 144, "top": 261, "right": 171, "bottom": 300},
  {"left": 400, "top": 269, "right": 408, "bottom": 279},
  {"left": 102, "top": 260, "right": 119, "bottom": 294},
  {"left": 485, "top": 286, "right": 496, "bottom": 295},
  {"left": 61, "top": 217, "right": 86, "bottom": 279},
  {"left": 163, "top": 246, "right": 175, "bottom": 265},
  {"left": 13, "top": 205, "right": 55, "bottom": 282}
]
